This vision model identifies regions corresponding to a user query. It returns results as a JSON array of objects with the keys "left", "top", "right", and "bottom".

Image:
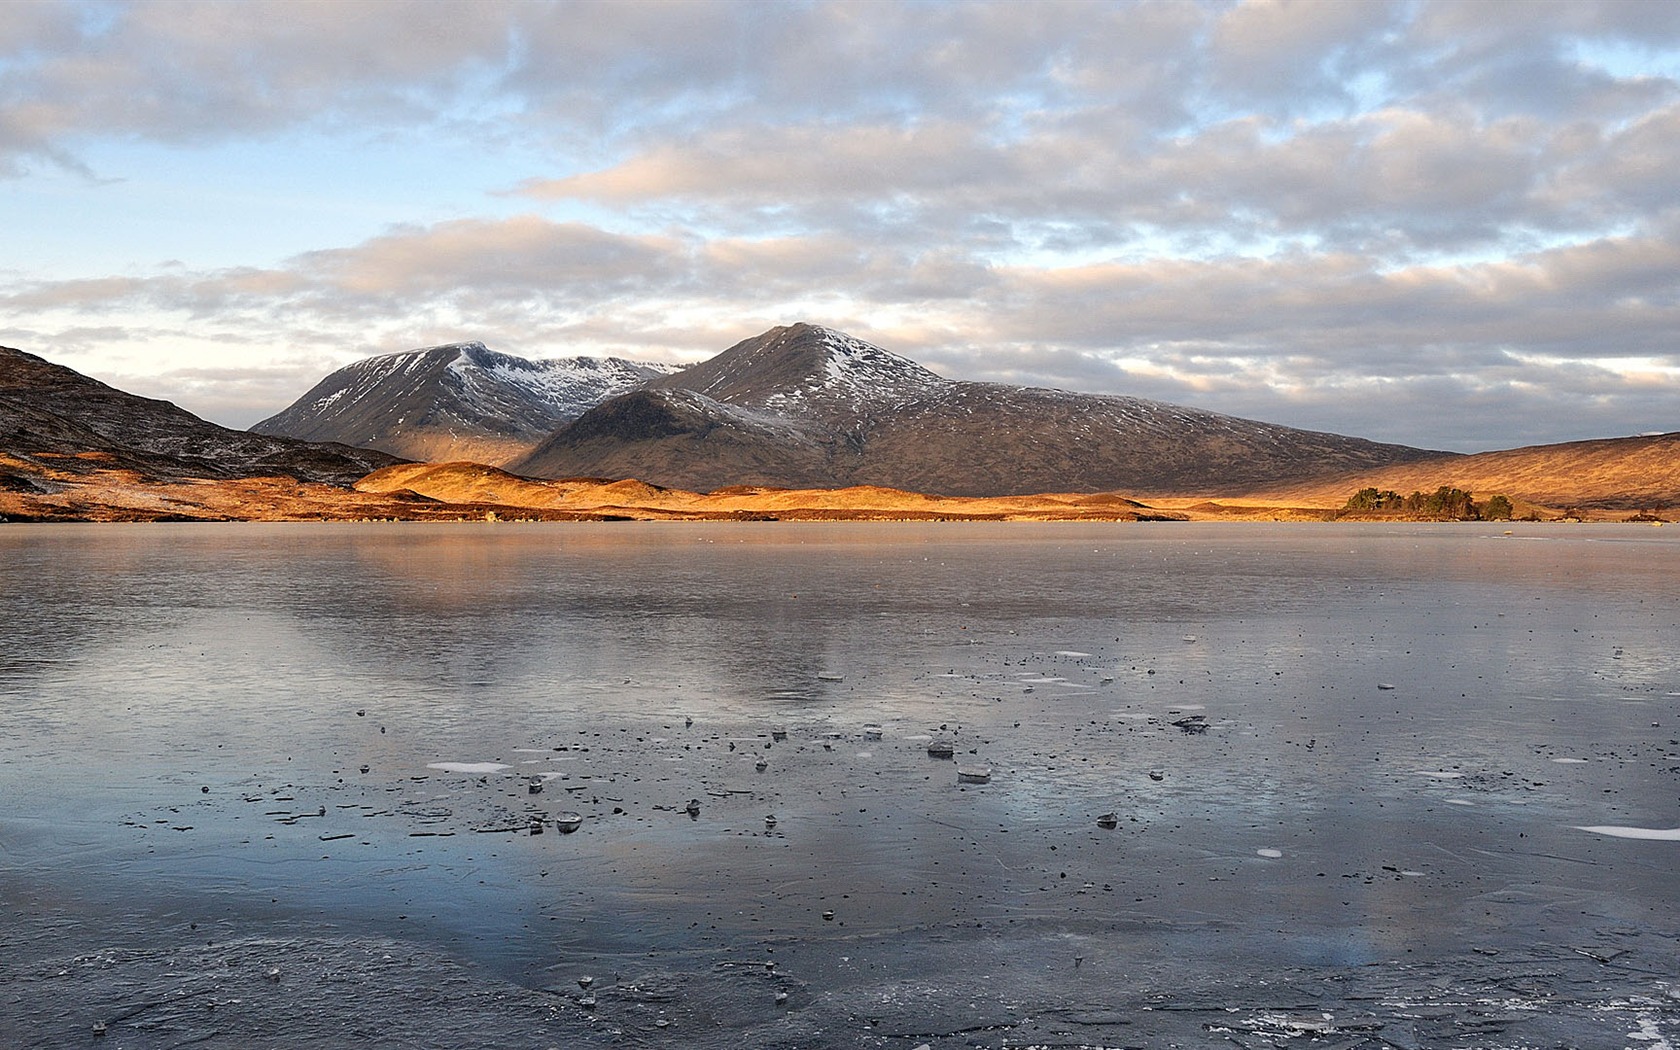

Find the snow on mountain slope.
[
  {"left": 647, "top": 323, "right": 945, "bottom": 418},
  {"left": 516, "top": 322, "right": 1446, "bottom": 495},
  {"left": 252, "top": 342, "right": 679, "bottom": 465}
]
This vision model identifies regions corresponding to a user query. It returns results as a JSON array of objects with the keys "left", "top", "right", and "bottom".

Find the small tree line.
[{"left": 1341, "top": 486, "right": 1514, "bottom": 521}]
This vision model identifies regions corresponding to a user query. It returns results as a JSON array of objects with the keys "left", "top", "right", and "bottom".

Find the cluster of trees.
[{"left": 1341, "top": 486, "right": 1514, "bottom": 521}]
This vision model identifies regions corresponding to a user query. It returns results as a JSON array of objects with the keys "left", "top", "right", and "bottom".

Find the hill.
[
  {"left": 511, "top": 323, "right": 1441, "bottom": 495},
  {"left": 1243, "top": 433, "right": 1680, "bottom": 511},
  {"left": 1, "top": 344, "right": 395, "bottom": 489}
]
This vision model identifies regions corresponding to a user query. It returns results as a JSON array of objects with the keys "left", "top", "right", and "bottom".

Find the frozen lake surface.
[{"left": 2, "top": 521, "right": 1678, "bottom": 1048}]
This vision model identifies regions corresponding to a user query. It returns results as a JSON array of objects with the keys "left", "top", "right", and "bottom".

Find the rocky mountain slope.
[
  {"left": 252, "top": 342, "right": 678, "bottom": 465},
  {"left": 511, "top": 323, "right": 1444, "bottom": 495},
  {"left": 0, "top": 344, "right": 396, "bottom": 489}
]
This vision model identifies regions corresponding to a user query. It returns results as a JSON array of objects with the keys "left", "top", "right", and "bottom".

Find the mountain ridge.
[
  {"left": 511, "top": 322, "right": 1446, "bottom": 496},
  {"left": 1, "top": 344, "right": 396, "bottom": 487},
  {"left": 252, "top": 342, "right": 679, "bottom": 465}
]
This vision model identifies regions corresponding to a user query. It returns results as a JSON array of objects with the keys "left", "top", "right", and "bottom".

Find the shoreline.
[{"left": 2, "top": 462, "right": 1667, "bottom": 525}]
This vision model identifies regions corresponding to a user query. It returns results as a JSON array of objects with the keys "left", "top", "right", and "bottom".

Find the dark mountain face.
[
  {"left": 252, "top": 342, "right": 678, "bottom": 465},
  {"left": 511, "top": 323, "right": 1445, "bottom": 495},
  {"left": 532, "top": 388, "right": 836, "bottom": 491},
  {"left": 0, "top": 345, "right": 397, "bottom": 486}
]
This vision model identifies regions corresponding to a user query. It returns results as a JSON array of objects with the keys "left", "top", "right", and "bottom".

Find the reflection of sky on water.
[{"left": 2, "top": 521, "right": 1678, "bottom": 979}]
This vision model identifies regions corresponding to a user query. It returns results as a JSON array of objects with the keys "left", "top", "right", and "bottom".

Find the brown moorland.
[
  {"left": 0, "top": 456, "right": 1191, "bottom": 522},
  {"left": 1225, "top": 432, "right": 1680, "bottom": 514}
]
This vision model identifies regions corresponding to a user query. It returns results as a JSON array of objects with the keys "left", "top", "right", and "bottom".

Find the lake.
[{"left": 2, "top": 522, "right": 1677, "bottom": 1047}]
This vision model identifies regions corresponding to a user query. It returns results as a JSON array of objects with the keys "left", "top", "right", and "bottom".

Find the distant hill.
[
  {"left": 0, "top": 344, "right": 396, "bottom": 488},
  {"left": 354, "top": 461, "right": 1180, "bottom": 521},
  {"left": 252, "top": 342, "right": 679, "bottom": 465},
  {"left": 510, "top": 323, "right": 1443, "bottom": 495},
  {"left": 1244, "top": 432, "right": 1680, "bottom": 511}
]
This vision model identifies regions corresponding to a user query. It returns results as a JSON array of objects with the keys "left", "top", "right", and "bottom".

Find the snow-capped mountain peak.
[
  {"left": 648, "top": 322, "right": 945, "bottom": 416},
  {"left": 252, "top": 343, "right": 680, "bottom": 465}
]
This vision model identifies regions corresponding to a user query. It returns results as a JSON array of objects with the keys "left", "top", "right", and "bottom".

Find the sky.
[{"left": 2, "top": 0, "right": 1678, "bottom": 452}]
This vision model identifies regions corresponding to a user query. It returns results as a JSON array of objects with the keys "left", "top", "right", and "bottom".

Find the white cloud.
[{"left": 2, "top": 0, "right": 1678, "bottom": 450}]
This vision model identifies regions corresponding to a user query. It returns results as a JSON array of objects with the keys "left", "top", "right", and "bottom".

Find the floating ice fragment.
[
  {"left": 956, "top": 765, "right": 992, "bottom": 784},
  {"left": 555, "top": 812, "right": 583, "bottom": 833},
  {"left": 1171, "top": 714, "right": 1210, "bottom": 734},
  {"left": 1256, "top": 848, "right": 1283, "bottom": 858},
  {"left": 1096, "top": 813, "right": 1119, "bottom": 829},
  {"left": 1574, "top": 825, "right": 1680, "bottom": 840},
  {"left": 1377, "top": 683, "right": 1397, "bottom": 691},
  {"left": 1055, "top": 650, "right": 1091, "bottom": 657},
  {"left": 427, "top": 762, "right": 509, "bottom": 775},
  {"left": 1551, "top": 757, "right": 1589, "bottom": 764},
  {"left": 926, "top": 739, "right": 955, "bottom": 759}
]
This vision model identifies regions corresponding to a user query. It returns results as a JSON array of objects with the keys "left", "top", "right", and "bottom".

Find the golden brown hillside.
[
  {"left": 352, "top": 462, "right": 1184, "bottom": 521},
  {"left": 1233, "top": 432, "right": 1680, "bottom": 511}
]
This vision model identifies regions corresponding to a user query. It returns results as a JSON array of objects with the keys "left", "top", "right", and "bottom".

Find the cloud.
[
  {"left": 6, "top": 206, "right": 1674, "bottom": 446},
  {"left": 1206, "top": 0, "right": 1403, "bottom": 109},
  {"left": 519, "top": 96, "right": 1675, "bottom": 259},
  {"left": 5, "top": 1, "right": 1680, "bottom": 450}
]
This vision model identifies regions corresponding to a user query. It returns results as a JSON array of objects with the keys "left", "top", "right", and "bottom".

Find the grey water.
[{"left": 2, "top": 521, "right": 1678, "bottom": 1048}]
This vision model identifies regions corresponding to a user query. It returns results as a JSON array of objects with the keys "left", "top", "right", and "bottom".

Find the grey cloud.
[
  {"left": 1548, "top": 103, "right": 1680, "bottom": 218},
  {"left": 1393, "top": 1, "right": 1680, "bottom": 123},
  {"left": 0, "top": 217, "right": 696, "bottom": 339},
  {"left": 3, "top": 0, "right": 1219, "bottom": 175},
  {"left": 524, "top": 96, "right": 1666, "bottom": 257},
  {"left": 1205, "top": 0, "right": 1403, "bottom": 110},
  {"left": 974, "top": 227, "right": 1680, "bottom": 376},
  {"left": 0, "top": 0, "right": 521, "bottom": 172},
  {"left": 922, "top": 340, "right": 1674, "bottom": 452}
]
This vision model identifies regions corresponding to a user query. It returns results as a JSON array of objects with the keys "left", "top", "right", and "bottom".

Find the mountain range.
[
  {"left": 263, "top": 323, "right": 1442, "bottom": 496},
  {"left": 3, "top": 326, "right": 1675, "bottom": 522}
]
